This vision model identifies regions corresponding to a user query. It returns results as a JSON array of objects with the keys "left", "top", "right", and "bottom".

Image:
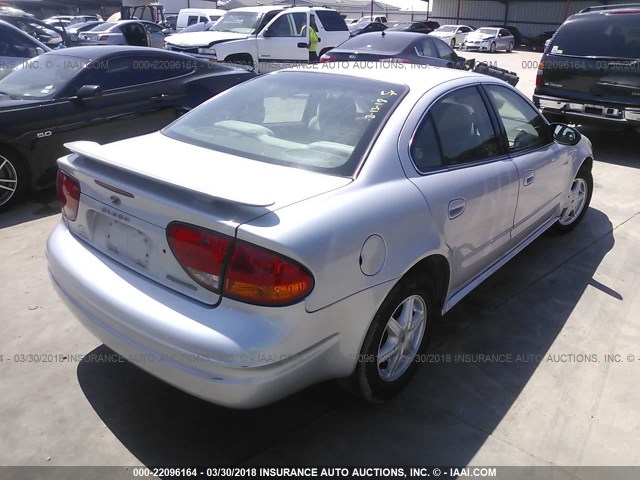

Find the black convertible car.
[{"left": 0, "top": 46, "right": 255, "bottom": 210}]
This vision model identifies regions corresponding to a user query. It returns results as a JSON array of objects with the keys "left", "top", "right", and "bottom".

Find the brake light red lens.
[
  {"left": 319, "top": 53, "right": 333, "bottom": 63},
  {"left": 167, "top": 223, "right": 232, "bottom": 292},
  {"left": 167, "top": 222, "right": 314, "bottom": 306},
  {"left": 225, "top": 241, "right": 314, "bottom": 306},
  {"left": 56, "top": 170, "right": 81, "bottom": 221},
  {"left": 535, "top": 61, "right": 545, "bottom": 87}
]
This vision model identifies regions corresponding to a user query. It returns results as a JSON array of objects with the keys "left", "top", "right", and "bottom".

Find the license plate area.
[{"left": 97, "top": 214, "right": 151, "bottom": 269}]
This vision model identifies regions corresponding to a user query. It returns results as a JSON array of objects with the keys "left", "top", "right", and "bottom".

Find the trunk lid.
[{"left": 59, "top": 133, "right": 352, "bottom": 305}]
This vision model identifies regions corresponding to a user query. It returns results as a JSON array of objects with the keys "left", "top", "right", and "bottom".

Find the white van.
[{"left": 176, "top": 8, "right": 226, "bottom": 31}]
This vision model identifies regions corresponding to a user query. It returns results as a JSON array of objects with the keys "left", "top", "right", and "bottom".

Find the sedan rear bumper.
[{"left": 47, "top": 222, "right": 388, "bottom": 408}]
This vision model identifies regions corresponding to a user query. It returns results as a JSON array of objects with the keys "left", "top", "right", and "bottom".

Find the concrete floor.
[{"left": 1, "top": 51, "right": 640, "bottom": 471}]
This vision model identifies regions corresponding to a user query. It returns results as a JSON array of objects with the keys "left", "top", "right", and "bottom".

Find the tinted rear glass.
[
  {"left": 335, "top": 33, "right": 411, "bottom": 54},
  {"left": 163, "top": 71, "right": 407, "bottom": 177},
  {"left": 316, "top": 10, "right": 348, "bottom": 31},
  {"left": 550, "top": 13, "right": 640, "bottom": 58}
]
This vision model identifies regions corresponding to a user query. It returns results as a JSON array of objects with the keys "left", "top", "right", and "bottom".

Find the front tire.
[
  {"left": 507, "top": 42, "right": 513, "bottom": 52},
  {"left": 450, "top": 38, "right": 456, "bottom": 48},
  {"left": 340, "top": 273, "right": 437, "bottom": 403},
  {"left": 550, "top": 165, "right": 593, "bottom": 234},
  {"left": 490, "top": 42, "right": 497, "bottom": 53},
  {"left": 0, "top": 147, "right": 28, "bottom": 211}
]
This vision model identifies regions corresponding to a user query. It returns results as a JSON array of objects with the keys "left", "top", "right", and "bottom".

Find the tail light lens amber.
[{"left": 167, "top": 222, "right": 313, "bottom": 306}]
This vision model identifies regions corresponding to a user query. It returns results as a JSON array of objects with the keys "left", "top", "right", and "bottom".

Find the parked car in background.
[
  {"left": 533, "top": 6, "right": 640, "bottom": 128},
  {"left": 386, "top": 21, "right": 438, "bottom": 34},
  {"left": 348, "top": 20, "right": 387, "bottom": 36},
  {"left": 164, "top": 6, "right": 349, "bottom": 73},
  {"left": 79, "top": 20, "right": 170, "bottom": 48},
  {"left": 429, "top": 24, "right": 473, "bottom": 48},
  {"left": 176, "top": 8, "right": 226, "bottom": 31},
  {"left": 65, "top": 20, "right": 104, "bottom": 46},
  {"left": 165, "top": 14, "right": 178, "bottom": 31},
  {"left": 0, "top": 19, "right": 49, "bottom": 79},
  {"left": 488, "top": 24, "right": 525, "bottom": 49},
  {"left": 176, "top": 20, "right": 217, "bottom": 34},
  {"left": 0, "top": 46, "right": 254, "bottom": 210},
  {"left": 462, "top": 27, "right": 514, "bottom": 52},
  {"left": 46, "top": 15, "right": 101, "bottom": 25},
  {"left": 0, "top": 14, "right": 68, "bottom": 49},
  {"left": 528, "top": 30, "right": 555, "bottom": 51},
  {"left": 320, "top": 32, "right": 471, "bottom": 70},
  {"left": 47, "top": 64, "right": 593, "bottom": 408}
]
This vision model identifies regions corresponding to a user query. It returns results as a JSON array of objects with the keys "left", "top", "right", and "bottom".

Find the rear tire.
[
  {"left": 550, "top": 164, "right": 592, "bottom": 234},
  {"left": 0, "top": 147, "right": 28, "bottom": 211},
  {"left": 339, "top": 273, "right": 438, "bottom": 403}
]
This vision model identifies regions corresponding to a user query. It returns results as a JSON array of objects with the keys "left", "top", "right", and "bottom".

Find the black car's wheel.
[
  {"left": 507, "top": 42, "right": 513, "bottom": 52},
  {"left": 0, "top": 147, "right": 27, "bottom": 211},
  {"left": 450, "top": 38, "right": 456, "bottom": 48},
  {"left": 340, "top": 273, "right": 437, "bottom": 403},
  {"left": 550, "top": 164, "right": 593, "bottom": 234},
  {"left": 490, "top": 42, "right": 497, "bottom": 53}
]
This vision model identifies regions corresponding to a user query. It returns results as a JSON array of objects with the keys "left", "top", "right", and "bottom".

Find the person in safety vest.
[{"left": 300, "top": 14, "right": 321, "bottom": 63}]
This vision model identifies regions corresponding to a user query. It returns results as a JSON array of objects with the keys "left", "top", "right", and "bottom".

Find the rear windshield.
[
  {"left": 550, "top": 13, "right": 640, "bottom": 58},
  {"left": 336, "top": 33, "right": 410, "bottom": 54},
  {"left": 163, "top": 71, "right": 407, "bottom": 177},
  {"left": 316, "top": 10, "right": 348, "bottom": 31},
  {"left": 89, "top": 22, "right": 114, "bottom": 32}
]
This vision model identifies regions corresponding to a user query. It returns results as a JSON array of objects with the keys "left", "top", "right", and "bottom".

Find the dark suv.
[{"left": 533, "top": 5, "right": 640, "bottom": 128}]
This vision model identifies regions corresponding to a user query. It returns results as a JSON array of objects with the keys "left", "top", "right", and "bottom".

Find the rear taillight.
[
  {"left": 56, "top": 170, "right": 80, "bottom": 221},
  {"left": 224, "top": 241, "right": 314, "bottom": 306},
  {"left": 167, "top": 223, "right": 232, "bottom": 293},
  {"left": 167, "top": 223, "right": 313, "bottom": 306},
  {"left": 319, "top": 53, "right": 334, "bottom": 63},
  {"left": 535, "top": 61, "right": 544, "bottom": 87}
]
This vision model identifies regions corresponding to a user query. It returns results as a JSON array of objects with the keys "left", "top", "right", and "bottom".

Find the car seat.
[{"left": 309, "top": 95, "right": 359, "bottom": 144}]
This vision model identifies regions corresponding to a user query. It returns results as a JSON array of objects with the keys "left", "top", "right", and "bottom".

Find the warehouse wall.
[{"left": 430, "top": 0, "right": 636, "bottom": 36}]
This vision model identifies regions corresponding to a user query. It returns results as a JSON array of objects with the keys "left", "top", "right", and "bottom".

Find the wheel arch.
[{"left": 404, "top": 253, "right": 451, "bottom": 312}]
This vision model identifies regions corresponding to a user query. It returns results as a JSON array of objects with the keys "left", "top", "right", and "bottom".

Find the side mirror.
[
  {"left": 74, "top": 85, "right": 102, "bottom": 100},
  {"left": 551, "top": 123, "right": 581, "bottom": 146},
  {"left": 262, "top": 28, "right": 273, "bottom": 38}
]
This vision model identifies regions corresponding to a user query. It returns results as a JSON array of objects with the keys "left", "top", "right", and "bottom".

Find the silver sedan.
[
  {"left": 47, "top": 65, "right": 594, "bottom": 408},
  {"left": 79, "top": 20, "right": 168, "bottom": 48},
  {"left": 463, "top": 27, "right": 515, "bottom": 52}
]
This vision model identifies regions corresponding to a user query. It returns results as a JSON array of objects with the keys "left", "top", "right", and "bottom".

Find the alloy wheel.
[
  {"left": 377, "top": 295, "right": 427, "bottom": 382},
  {"left": 559, "top": 177, "right": 588, "bottom": 225},
  {"left": 0, "top": 155, "right": 18, "bottom": 207}
]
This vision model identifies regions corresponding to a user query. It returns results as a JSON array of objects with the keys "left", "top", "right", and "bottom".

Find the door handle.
[
  {"left": 523, "top": 170, "right": 535, "bottom": 186},
  {"left": 448, "top": 198, "right": 466, "bottom": 219},
  {"left": 150, "top": 94, "right": 170, "bottom": 102},
  {"left": 297, "top": 42, "right": 308, "bottom": 48}
]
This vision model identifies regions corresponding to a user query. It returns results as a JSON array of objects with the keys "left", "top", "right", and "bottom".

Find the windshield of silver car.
[{"left": 162, "top": 71, "right": 408, "bottom": 176}]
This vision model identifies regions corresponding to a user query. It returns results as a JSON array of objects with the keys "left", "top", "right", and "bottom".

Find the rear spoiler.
[{"left": 64, "top": 141, "right": 275, "bottom": 207}]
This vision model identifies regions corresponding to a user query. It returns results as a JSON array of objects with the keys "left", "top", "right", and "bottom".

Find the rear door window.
[
  {"left": 411, "top": 86, "right": 500, "bottom": 169},
  {"left": 316, "top": 10, "right": 348, "bottom": 31}
]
